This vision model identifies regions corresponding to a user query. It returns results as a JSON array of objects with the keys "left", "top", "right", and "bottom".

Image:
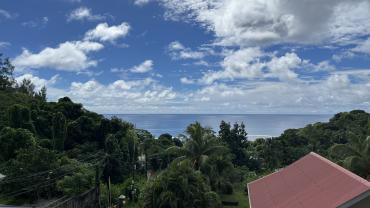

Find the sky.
[{"left": 1, "top": 0, "right": 370, "bottom": 114}]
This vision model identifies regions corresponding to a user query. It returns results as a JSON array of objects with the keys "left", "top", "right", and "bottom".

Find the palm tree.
[
  {"left": 143, "top": 160, "right": 222, "bottom": 208},
  {"left": 330, "top": 136, "right": 370, "bottom": 179},
  {"left": 167, "top": 122, "right": 226, "bottom": 170}
]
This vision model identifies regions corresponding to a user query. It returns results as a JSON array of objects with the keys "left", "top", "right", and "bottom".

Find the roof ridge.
[{"left": 308, "top": 152, "right": 370, "bottom": 187}]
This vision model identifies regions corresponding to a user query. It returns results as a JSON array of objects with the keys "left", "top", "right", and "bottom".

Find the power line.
[
  {"left": 0, "top": 151, "right": 104, "bottom": 184},
  {"left": 1, "top": 159, "right": 103, "bottom": 198},
  {"left": 39, "top": 196, "right": 68, "bottom": 208}
]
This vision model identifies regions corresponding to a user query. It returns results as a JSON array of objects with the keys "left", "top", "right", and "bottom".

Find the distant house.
[{"left": 247, "top": 152, "right": 370, "bottom": 208}]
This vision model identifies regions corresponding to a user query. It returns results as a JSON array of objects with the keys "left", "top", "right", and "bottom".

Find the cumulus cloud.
[
  {"left": 134, "top": 0, "right": 151, "bottom": 6},
  {"left": 264, "top": 53, "right": 301, "bottom": 81},
  {"left": 160, "top": 0, "right": 370, "bottom": 46},
  {"left": 65, "top": 78, "right": 176, "bottom": 113},
  {"left": 184, "top": 72, "right": 370, "bottom": 113},
  {"left": 129, "top": 60, "right": 154, "bottom": 73},
  {"left": 15, "top": 73, "right": 59, "bottom": 91},
  {"left": 67, "top": 7, "right": 107, "bottom": 22},
  {"left": 168, "top": 41, "right": 206, "bottom": 60},
  {"left": 198, "top": 48, "right": 304, "bottom": 84},
  {"left": 84, "top": 22, "right": 130, "bottom": 42},
  {"left": 13, "top": 41, "right": 104, "bottom": 71}
]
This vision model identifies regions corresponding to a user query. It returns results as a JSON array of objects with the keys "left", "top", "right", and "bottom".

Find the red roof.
[{"left": 247, "top": 152, "right": 370, "bottom": 208}]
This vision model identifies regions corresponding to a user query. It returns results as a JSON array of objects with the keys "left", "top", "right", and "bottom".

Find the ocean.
[{"left": 106, "top": 114, "right": 333, "bottom": 140}]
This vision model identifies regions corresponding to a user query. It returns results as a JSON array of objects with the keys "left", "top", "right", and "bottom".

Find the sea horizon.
[{"left": 105, "top": 114, "right": 333, "bottom": 139}]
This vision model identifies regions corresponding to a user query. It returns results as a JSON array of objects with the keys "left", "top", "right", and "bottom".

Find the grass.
[{"left": 220, "top": 183, "right": 249, "bottom": 208}]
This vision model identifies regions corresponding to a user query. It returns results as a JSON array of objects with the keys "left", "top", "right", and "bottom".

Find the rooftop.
[{"left": 247, "top": 152, "right": 370, "bottom": 208}]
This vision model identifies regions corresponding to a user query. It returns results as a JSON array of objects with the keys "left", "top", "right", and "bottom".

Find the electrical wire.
[
  {"left": 1, "top": 159, "right": 103, "bottom": 198},
  {"left": 0, "top": 151, "right": 104, "bottom": 184}
]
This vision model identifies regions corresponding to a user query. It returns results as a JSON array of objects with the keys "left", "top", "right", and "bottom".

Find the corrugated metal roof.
[{"left": 247, "top": 152, "right": 370, "bottom": 208}]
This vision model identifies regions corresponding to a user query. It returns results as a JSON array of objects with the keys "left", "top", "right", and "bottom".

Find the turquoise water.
[{"left": 106, "top": 114, "right": 332, "bottom": 140}]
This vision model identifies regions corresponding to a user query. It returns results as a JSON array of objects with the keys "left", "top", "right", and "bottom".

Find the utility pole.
[{"left": 108, "top": 176, "right": 112, "bottom": 208}]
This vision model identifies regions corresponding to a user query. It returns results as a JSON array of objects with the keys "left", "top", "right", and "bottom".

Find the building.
[{"left": 247, "top": 152, "right": 370, "bottom": 208}]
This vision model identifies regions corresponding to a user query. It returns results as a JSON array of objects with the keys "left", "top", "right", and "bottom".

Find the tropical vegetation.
[{"left": 0, "top": 54, "right": 369, "bottom": 207}]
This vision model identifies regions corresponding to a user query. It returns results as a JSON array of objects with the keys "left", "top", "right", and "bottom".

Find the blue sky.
[{"left": 1, "top": 0, "right": 370, "bottom": 114}]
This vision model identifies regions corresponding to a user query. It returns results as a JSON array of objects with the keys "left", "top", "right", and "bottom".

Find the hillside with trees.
[{"left": 0, "top": 54, "right": 369, "bottom": 207}]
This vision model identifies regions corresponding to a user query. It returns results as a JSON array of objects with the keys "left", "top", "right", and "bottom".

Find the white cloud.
[
  {"left": 84, "top": 22, "right": 130, "bottom": 42},
  {"left": 67, "top": 7, "right": 107, "bottom": 22},
  {"left": 0, "top": 9, "right": 16, "bottom": 19},
  {"left": 134, "top": 0, "right": 151, "bottom": 6},
  {"left": 0, "top": 42, "right": 10, "bottom": 48},
  {"left": 332, "top": 51, "right": 355, "bottom": 62},
  {"left": 129, "top": 60, "right": 154, "bottom": 73},
  {"left": 180, "top": 77, "right": 195, "bottom": 84},
  {"left": 40, "top": 67, "right": 370, "bottom": 114},
  {"left": 160, "top": 0, "right": 370, "bottom": 46},
  {"left": 15, "top": 73, "right": 59, "bottom": 91},
  {"left": 265, "top": 52, "right": 301, "bottom": 81},
  {"left": 183, "top": 73, "right": 370, "bottom": 113},
  {"left": 326, "top": 74, "right": 350, "bottom": 89},
  {"left": 13, "top": 41, "right": 104, "bottom": 72},
  {"left": 168, "top": 41, "right": 205, "bottom": 60},
  {"left": 198, "top": 48, "right": 306, "bottom": 84},
  {"left": 64, "top": 78, "right": 176, "bottom": 113},
  {"left": 352, "top": 38, "right": 370, "bottom": 54},
  {"left": 22, "top": 17, "right": 49, "bottom": 28}
]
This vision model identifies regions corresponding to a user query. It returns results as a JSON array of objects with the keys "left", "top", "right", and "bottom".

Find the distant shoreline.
[{"left": 105, "top": 114, "right": 333, "bottom": 138}]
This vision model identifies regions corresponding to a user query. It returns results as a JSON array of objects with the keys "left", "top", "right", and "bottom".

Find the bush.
[{"left": 221, "top": 181, "right": 233, "bottom": 195}]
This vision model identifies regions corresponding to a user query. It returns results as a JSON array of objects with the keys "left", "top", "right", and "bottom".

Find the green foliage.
[
  {"left": 330, "top": 136, "right": 370, "bottom": 179},
  {"left": 158, "top": 133, "right": 174, "bottom": 147},
  {"left": 52, "top": 112, "right": 67, "bottom": 151},
  {"left": 65, "top": 116, "right": 98, "bottom": 148},
  {"left": 7, "top": 104, "right": 35, "bottom": 133},
  {"left": 57, "top": 164, "right": 95, "bottom": 196},
  {"left": 143, "top": 161, "right": 222, "bottom": 208},
  {"left": 200, "top": 155, "right": 235, "bottom": 194},
  {"left": 0, "top": 54, "right": 15, "bottom": 90},
  {"left": 0, "top": 127, "right": 36, "bottom": 161},
  {"left": 18, "top": 79, "right": 35, "bottom": 96},
  {"left": 1, "top": 54, "right": 369, "bottom": 207},
  {"left": 219, "top": 121, "right": 249, "bottom": 166},
  {"left": 169, "top": 122, "right": 226, "bottom": 170},
  {"left": 56, "top": 97, "right": 84, "bottom": 120},
  {"left": 1, "top": 146, "right": 58, "bottom": 200}
]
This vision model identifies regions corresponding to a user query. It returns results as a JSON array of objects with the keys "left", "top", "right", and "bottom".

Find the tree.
[
  {"left": 120, "top": 129, "right": 139, "bottom": 179},
  {"left": 200, "top": 155, "right": 235, "bottom": 194},
  {"left": 56, "top": 97, "right": 84, "bottom": 120},
  {"left": 7, "top": 104, "right": 36, "bottom": 132},
  {"left": 0, "top": 127, "right": 36, "bottom": 161},
  {"left": 0, "top": 54, "right": 15, "bottom": 90},
  {"left": 18, "top": 79, "right": 35, "bottom": 96},
  {"left": 57, "top": 164, "right": 95, "bottom": 196},
  {"left": 52, "top": 112, "right": 67, "bottom": 151},
  {"left": 35, "top": 86, "right": 47, "bottom": 102},
  {"left": 158, "top": 133, "right": 174, "bottom": 147},
  {"left": 65, "top": 116, "right": 97, "bottom": 148},
  {"left": 1, "top": 146, "right": 58, "bottom": 200},
  {"left": 168, "top": 122, "right": 225, "bottom": 170},
  {"left": 143, "top": 161, "right": 222, "bottom": 208},
  {"left": 330, "top": 136, "right": 370, "bottom": 179},
  {"left": 219, "top": 121, "right": 249, "bottom": 166}
]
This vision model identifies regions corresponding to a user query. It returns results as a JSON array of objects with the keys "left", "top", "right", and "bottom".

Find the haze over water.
[{"left": 107, "top": 114, "right": 332, "bottom": 139}]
